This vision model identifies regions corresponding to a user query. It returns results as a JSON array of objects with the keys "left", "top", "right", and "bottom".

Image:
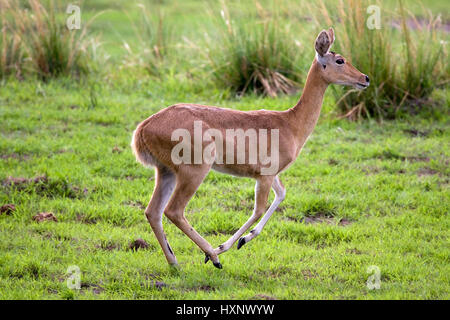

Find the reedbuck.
[{"left": 132, "top": 28, "right": 369, "bottom": 268}]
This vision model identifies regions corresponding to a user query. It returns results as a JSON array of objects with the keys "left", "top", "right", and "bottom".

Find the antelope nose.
[{"left": 365, "top": 75, "right": 370, "bottom": 83}]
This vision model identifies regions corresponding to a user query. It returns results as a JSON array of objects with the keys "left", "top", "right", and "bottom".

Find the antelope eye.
[{"left": 336, "top": 59, "right": 345, "bottom": 65}]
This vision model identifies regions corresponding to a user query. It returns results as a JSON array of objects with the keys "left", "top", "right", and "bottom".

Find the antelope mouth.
[{"left": 355, "top": 83, "right": 369, "bottom": 90}]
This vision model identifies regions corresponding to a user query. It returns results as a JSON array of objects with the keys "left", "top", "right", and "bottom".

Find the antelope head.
[{"left": 315, "top": 28, "right": 370, "bottom": 90}]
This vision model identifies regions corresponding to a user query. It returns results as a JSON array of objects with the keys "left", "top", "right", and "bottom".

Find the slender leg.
[
  {"left": 145, "top": 167, "right": 177, "bottom": 266},
  {"left": 214, "top": 176, "right": 274, "bottom": 255},
  {"left": 163, "top": 165, "right": 223, "bottom": 268},
  {"left": 237, "top": 175, "right": 286, "bottom": 249}
]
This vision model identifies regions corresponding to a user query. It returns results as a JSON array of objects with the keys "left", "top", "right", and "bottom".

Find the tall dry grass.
[
  {"left": 313, "top": 0, "right": 447, "bottom": 119},
  {"left": 0, "top": 0, "right": 96, "bottom": 80},
  {"left": 0, "top": 0, "right": 26, "bottom": 79},
  {"left": 122, "top": 3, "right": 174, "bottom": 77},
  {"left": 204, "top": 1, "right": 305, "bottom": 97}
]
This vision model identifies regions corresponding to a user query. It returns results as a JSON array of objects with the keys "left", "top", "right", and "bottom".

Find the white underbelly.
[{"left": 211, "top": 164, "right": 253, "bottom": 178}]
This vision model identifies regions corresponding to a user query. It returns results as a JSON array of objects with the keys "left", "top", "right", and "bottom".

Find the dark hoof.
[
  {"left": 206, "top": 254, "right": 222, "bottom": 269},
  {"left": 169, "top": 263, "right": 181, "bottom": 274},
  {"left": 237, "top": 237, "right": 246, "bottom": 250}
]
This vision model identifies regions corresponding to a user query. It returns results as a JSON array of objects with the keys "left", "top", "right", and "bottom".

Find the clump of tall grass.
[
  {"left": 0, "top": 0, "right": 26, "bottom": 79},
  {"left": 399, "top": 1, "right": 446, "bottom": 108},
  {"left": 26, "top": 1, "right": 90, "bottom": 80},
  {"left": 122, "top": 3, "right": 173, "bottom": 78},
  {"left": 313, "top": 0, "right": 446, "bottom": 119},
  {"left": 0, "top": 0, "right": 97, "bottom": 81},
  {"left": 0, "top": 26, "right": 25, "bottom": 80},
  {"left": 204, "top": 1, "right": 305, "bottom": 97}
]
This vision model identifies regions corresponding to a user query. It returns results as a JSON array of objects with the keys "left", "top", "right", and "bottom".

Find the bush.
[
  {"left": 0, "top": 0, "right": 97, "bottom": 81},
  {"left": 204, "top": 1, "right": 306, "bottom": 97},
  {"left": 315, "top": 0, "right": 447, "bottom": 119},
  {"left": 0, "top": 0, "right": 26, "bottom": 79},
  {"left": 399, "top": 1, "right": 445, "bottom": 108}
]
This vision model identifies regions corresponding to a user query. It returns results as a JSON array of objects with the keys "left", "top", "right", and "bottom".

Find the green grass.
[
  {"left": 0, "top": 0, "right": 449, "bottom": 300},
  {"left": 0, "top": 76, "right": 449, "bottom": 299}
]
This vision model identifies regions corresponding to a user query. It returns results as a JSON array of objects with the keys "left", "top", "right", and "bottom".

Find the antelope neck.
[{"left": 286, "top": 60, "right": 329, "bottom": 144}]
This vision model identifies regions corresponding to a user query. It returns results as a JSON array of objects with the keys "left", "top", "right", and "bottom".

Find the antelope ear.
[
  {"left": 315, "top": 27, "right": 335, "bottom": 57},
  {"left": 327, "top": 27, "right": 335, "bottom": 47}
]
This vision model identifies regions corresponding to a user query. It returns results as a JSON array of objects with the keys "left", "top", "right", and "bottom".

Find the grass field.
[{"left": 0, "top": 0, "right": 449, "bottom": 300}]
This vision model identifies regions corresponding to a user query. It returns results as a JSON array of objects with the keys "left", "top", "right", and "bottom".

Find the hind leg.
[
  {"left": 145, "top": 166, "right": 177, "bottom": 266},
  {"left": 163, "top": 164, "right": 223, "bottom": 268}
]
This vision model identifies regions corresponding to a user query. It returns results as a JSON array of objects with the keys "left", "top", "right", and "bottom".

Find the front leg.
[
  {"left": 237, "top": 175, "right": 286, "bottom": 249},
  {"left": 214, "top": 176, "right": 274, "bottom": 256}
]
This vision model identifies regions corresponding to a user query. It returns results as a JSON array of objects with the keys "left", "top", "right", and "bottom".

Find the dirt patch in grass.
[
  {"left": 283, "top": 213, "right": 351, "bottom": 226},
  {"left": 375, "top": 150, "right": 430, "bottom": 162},
  {"left": 298, "top": 200, "right": 342, "bottom": 225},
  {"left": 124, "top": 175, "right": 151, "bottom": 181},
  {"left": 346, "top": 248, "right": 363, "bottom": 255},
  {"left": 47, "top": 288, "right": 59, "bottom": 295},
  {"left": 315, "top": 243, "right": 327, "bottom": 250},
  {"left": 250, "top": 294, "right": 277, "bottom": 300},
  {"left": 4, "top": 176, "right": 47, "bottom": 187},
  {"left": 81, "top": 283, "right": 104, "bottom": 294},
  {"left": 303, "top": 214, "right": 352, "bottom": 226},
  {"left": 275, "top": 204, "right": 295, "bottom": 213},
  {"left": 301, "top": 269, "right": 318, "bottom": 280},
  {"left": 112, "top": 146, "right": 122, "bottom": 153},
  {"left": 141, "top": 272, "right": 162, "bottom": 281},
  {"left": 123, "top": 200, "right": 146, "bottom": 210},
  {"left": 303, "top": 200, "right": 337, "bottom": 217},
  {"left": 197, "top": 285, "right": 214, "bottom": 292},
  {"left": 152, "top": 281, "right": 168, "bottom": 290},
  {"left": 230, "top": 199, "right": 254, "bottom": 212},
  {"left": 33, "top": 212, "right": 58, "bottom": 223},
  {"left": 0, "top": 204, "right": 16, "bottom": 215},
  {"left": 183, "top": 284, "right": 215, "bottom": 292},
  {"left": 204, "top": 229, "right": 239, "bottom": 236},
  {"left": 408, "top": 156, "right": 431, "bottom": 163},
  {"left": 55, "top": 148, "right": 73, "bottom": 154},
  {"left": 129, "top": 238, "right": 149, "bottom": 251},
  {"left": 265, "top": 266, "right": 293, "bottom": 278},
  {"left": 139, "top": 273, "right": 167, "bottom": 290},
  {"left": 337, "top": 218, "right": 352, "bottom": 226},
  {"left": 43, "top": 233, "right": 76, "bottom": 242},
  {"left": 328, "top": 158, "right": 339, "bottom": 166},
  {"left": 0, "top": 153, "right": 31, "bottom": 161},
  {"left": 361, "top": 165, "right": 381, "bottom": 176},
  {"left": 403, "top": 128, "right": 430, "bottom": 137},
  {"left": 282, "top": 215, "right": 301, "bottom": 222},
  {"left": 96, "top": 240, "right": 121, "bottom": 251},
  {"left": 417, "top": 168, "right": 440, "bottom": 176},
  {"left": 76, "top": 213, "right": 98, "bottom": 224},
  {"left": 3, "top": 175, "right": 87, "bottom": 199}
]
